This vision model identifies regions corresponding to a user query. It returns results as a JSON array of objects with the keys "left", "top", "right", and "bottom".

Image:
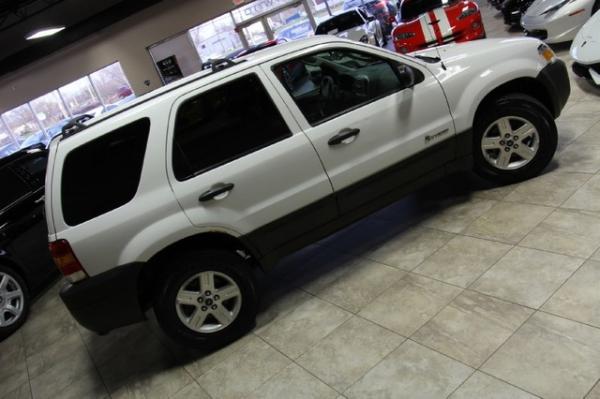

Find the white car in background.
[
  {"left": 521, "top": 0, "right": 599, "bottom": 43},
  {"left": 315, "top": 8, "right": 386, "bottom": 47},
  {"left": 571, "top": 10, "right": 600, "bottom": 85}
]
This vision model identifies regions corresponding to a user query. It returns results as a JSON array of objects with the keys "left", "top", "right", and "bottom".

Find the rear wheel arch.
[{"left": 138, "top": 232, "right": 260, "bottom": 310}]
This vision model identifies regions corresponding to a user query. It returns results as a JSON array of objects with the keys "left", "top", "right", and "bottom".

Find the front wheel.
[
  {"left": 153, "top": 250, "right": 257, "bottom": 350},
  {"left": 0, "top": 265, "right": 29, "bottom": 341},
  {"left": 473, "top": 94, "right": 557, "bottom": 183}
]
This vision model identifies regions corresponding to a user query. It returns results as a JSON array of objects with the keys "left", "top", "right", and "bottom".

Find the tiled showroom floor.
[{"left": 3, "top": 3, "right": 600, "bottom": 399}]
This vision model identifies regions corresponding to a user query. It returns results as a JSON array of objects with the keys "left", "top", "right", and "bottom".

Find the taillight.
[{"left": 49, "top": 239, "right": 88, "bottom": 283}]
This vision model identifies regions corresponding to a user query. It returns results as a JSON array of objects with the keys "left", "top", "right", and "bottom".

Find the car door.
[
  {"left": 262, "top": 44, "right": 455, "bottom": 214},
  {"left": 167, "top": 67, "right": 336, "bottom": 257}
]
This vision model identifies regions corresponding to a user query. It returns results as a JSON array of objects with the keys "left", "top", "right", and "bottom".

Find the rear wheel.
[
  {"left": 473, "top": 94, "right": 557, "bottom": 183},
  {"left": 0, "top": 265, "right": 29, "bottom": 341},
  {"left": 153, "top": 250, "right": 257, "bottom": 350}
]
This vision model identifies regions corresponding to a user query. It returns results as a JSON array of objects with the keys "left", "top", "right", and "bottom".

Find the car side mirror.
[{"left": 397, "top": 64, "right": 416, "bottom": 89}]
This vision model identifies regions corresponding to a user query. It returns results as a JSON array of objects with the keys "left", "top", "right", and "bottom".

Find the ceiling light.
[{"left": 26, "top": 26, "right": 66, "bottom": 40}]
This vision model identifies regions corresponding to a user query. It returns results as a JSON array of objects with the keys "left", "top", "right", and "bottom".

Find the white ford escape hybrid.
[{"left": 45, "top": 36, "right": 569, "bottom": 349}]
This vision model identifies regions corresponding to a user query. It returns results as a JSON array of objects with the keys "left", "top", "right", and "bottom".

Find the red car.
[{"left": 392, "top": 0, "right": 486, "bottom": 54}]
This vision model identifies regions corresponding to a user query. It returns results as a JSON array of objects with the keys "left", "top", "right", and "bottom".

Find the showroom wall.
[{"left": 0, "top": 0, "right": 236, "bottom": 114}]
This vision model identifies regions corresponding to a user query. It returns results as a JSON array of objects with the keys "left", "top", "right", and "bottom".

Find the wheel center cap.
[
  {"left": 205, "top": 298, "right": 213, "bottom": 306},
  {"left": 507, "top": 140, "right": 514, "bottom": 146}
]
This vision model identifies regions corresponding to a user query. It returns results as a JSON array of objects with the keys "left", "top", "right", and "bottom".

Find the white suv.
[{"left": 45, "top": 36, "right": 569, "bottom": 349}]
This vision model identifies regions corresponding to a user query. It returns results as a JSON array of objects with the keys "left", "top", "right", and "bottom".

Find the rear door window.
[{"left": 61, "top": 118, "right": 150, "bottom": 226}]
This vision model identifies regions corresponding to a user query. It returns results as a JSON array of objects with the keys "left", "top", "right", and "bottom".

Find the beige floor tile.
[
  {"left": 482, "top": 312, "right": 600, "bottom": 399},
  {"left": 464, "top": 202, "right": 553, "bottom": 244},
  {"left": 543, "top": 260, "right": 600, "bottom": 328},
  {"left": 449, "top": 372, "right": 537, "bottom": 399},
  {"left": 556, "top": 116, "right": 600, "bottom": 152},
  {"left": 29, "top": 349, "right": 106, "bottom": 399},
  {"left": 297, "top": 316, "right": 403, "bottom": 392},
  {"left": 572, "top": 120, "right": 600, "bottom": 146},
  {"left": 421, "top": 198, "right": 497, "bottom": 234},
  {"left": 365, "top": 226, "right": 454, "bottom": 271},
  {"left": 310, "top": 258, "right": 405, "bottom": 313},
  {"left": 562, "top": 101, "right": 600, "bottom": 119},
  {"left": 359, "top": 274, "right": 462, "bottom": 336},
  {"left": 472, "top": 246, "right": 583, "bottom": 308},
  {"left": 256, "top": 288, "right": 313, "bottom": 330},
  {"left": 0, "top": 332, "right": 25, "bottom": 370},
  {"left": 256, "top": 297, "right": 352, "bottom": 359},
  {"left": 559, "top": 144, "right": 600, "bottom": 174},
  {"left": 0, "top": 360, "right": 29, "bottom": 399},
  {"left": 471, "top": 183, "right": 517, "bottom": 201},
  {"left": 346, "top": 340, "right": 473, "bottom": 399},
  {"left": 20, "top": 305, "right": 78, "bottom": 358},
  {"left": 415, "top": 236, "right": 512, "bottom": 288},
  {"left": 503, "top": 172, "right": 590, "bottom": 207},
  {"left": 320, "top": 218, "right": 404, "bottom": 256},
  {"left": 520, "top": 209, "right": 600, "bottom": 258},
  {"left": 184, "top": 333, "right": 256, "bottom": 379},
  {"left": 588, "top": 380, "right": 600, "bottom": 399},
  {"left": 593, "top": 248, "right": 600, "bottom": 262},
  {"left": 247, "top": 363, "right": 338, "bottom": 399},
  {"left": 110, "top": 366, "right": 194, "bottom": 399},
  {"left": 413, "top": 291, "right": 533, "bottom": 368},
  {"left": 296, "top": 247, "right": 358, "bottom": 295},
  {"left": 562, "top": 174, "right": 600, "bottom": 212},
  {"left": 197, "top": 336, "right": 290, "bottom": 399},
  {"left": 170, "top": 383, "right": 210, "bottom": 399},
  {"left": 26, "top": 331, "right": 87, "bottom": 379},
  {"left": 1, "top": 382, "right": 32, "bottom": 399}
]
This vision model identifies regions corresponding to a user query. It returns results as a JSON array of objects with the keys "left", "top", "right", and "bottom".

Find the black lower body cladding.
[{"left": 536, "top": 59, "right": 570, "bottom": 118}]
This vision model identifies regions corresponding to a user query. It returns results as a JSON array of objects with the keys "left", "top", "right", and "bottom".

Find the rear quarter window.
[{"left": 61, "top": 118, "right": 150, "bottom": 226}]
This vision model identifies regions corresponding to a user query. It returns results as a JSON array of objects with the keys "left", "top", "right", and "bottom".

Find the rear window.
[
  {"left": 316, "top": 11, "right": 364, "bottom": 34},
  {"left": 401, "top": 0, "right": 454, "bottom": 21},
  {"left": 61, "top": 118, "right": 150, "bottom": 226}
]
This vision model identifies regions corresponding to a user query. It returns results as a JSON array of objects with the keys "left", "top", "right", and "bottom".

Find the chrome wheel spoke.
[
  {"left": 189, "top": 308, "right": 208, "bottom": 329},
  {"left": 481, "top": 137, "right": 502, "bottom": 150},
  {"left": 176, "top": 290, "right": 199, "bottom": 306},
  {"left": 514, "top": 123, "right": 535, "bottom": 140},
  {"left": 4, "top": 290, "right": 22, "bottom": 301},
  {"left": 514, "top": 145, "right": 536, "bottom": 161},
  {"left": 0, "top": 274, "right": 8, "bottom": 291},
  {"left": 0, "top": 311, "right": 6, "bottom": 326},
  {"left": 210, "top": 305, "right": 233, "bottom": 325},
  {"left": 199, "top": 272, "right": 215, "bottom": 293},
  {"left": 496, "top": 150, "right": 512, "bottom": 168},
  {"left": 216, "top": 285, "right": 240, "bottom": 302},
  {"left": 496, "top": 117, "right": 513, "bottom": 136}
]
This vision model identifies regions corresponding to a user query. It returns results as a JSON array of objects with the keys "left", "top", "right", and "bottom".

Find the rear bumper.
[{"left": 60, "top": 263, "right": 146, "bottom": 334}]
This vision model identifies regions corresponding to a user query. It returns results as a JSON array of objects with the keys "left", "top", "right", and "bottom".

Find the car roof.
[
  {"left": 0, "top": 144, "right": 46, "bottom": 169},
  {"left": 70, "top": 36, "right": 345, "bottom": 135}
]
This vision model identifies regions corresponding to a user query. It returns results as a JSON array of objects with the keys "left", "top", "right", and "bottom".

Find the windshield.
[
  {"left": 401, "top": 0, "right": 456, "bottom": 21},
  {"left": 316, "top": 11, "right": 364, "bottom": 34}
]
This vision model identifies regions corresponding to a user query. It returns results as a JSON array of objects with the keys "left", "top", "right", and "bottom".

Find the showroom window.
[
  {"left": 172, "top": 74, "right": 291, "bottom": 180},
  {"left": 89, "top": 62, "right": 135, "bottom": 106},
  {"left": 0, "top": 119, "right": 15, "bottom": 148},
  {"left": 2, "top": 104, "right": 44, "bottom": 144},
  {"left": 61, "top": 118, "right": 150, "bottom": 226},
  {"left": 58, "top": 76, "right": 104, "bottom": 116},
  {"left": 189, "top": 14, "right": 243, "bottom": 61},
  {"left": 273, "top": 49, "right": 404, "bottom": 125},
  {"left": 30, "top": 91, "right": 70, "bottom": 133}
]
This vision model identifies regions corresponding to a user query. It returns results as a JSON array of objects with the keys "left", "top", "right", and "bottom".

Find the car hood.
[
  {"left": 524, "top": 0, "right": 564, "bottom": 16},
  {"left": 570, "top": 10, "right": 600, "bottom": 64}
]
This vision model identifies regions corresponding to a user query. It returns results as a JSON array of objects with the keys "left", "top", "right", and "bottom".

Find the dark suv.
[{"left": 0, "top": 145, "right": 57, "bottom": 340}]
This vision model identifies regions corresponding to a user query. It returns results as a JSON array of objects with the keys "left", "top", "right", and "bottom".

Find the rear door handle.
[
  {"left": 199, "top": 183, "right": 235, "bottom": 202},
  {"left": 328, "top": 128, "right": 360, "bottom": 146}
]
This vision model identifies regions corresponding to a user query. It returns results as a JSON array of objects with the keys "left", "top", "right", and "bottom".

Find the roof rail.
[
  {"left": 61, "top": 114, "right": 94, "bottom": 138},
  {"left": 209, "top": 58, "right": 245, "bottom": 73}
]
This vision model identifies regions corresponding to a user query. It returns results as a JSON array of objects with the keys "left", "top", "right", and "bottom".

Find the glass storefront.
[{"left": 0, "top": 62, "right": 135, "bottom": 156}]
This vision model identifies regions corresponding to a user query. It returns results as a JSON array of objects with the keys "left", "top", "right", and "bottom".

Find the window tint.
[
  {"left": 0, "top": 167, "right": 29, "bottom": 210},
  {"left": 273, "top": 49, "right": 404, "bottom": 125},
  {"left": 61, "top": 118, "right": 150, "bottom": 225},
  {"left": 173, "top": 74, "right": 291, "bottom": 181}
]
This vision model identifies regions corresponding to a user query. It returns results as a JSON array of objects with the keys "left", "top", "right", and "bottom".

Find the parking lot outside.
[{"left": 2, "top": 1, "right": 600, "bottom": 398}]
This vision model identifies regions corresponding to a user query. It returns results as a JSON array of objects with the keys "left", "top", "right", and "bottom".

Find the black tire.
[
  {"left": 153, "top": 250, "right": 257, "bottom": 350},
  {"left": 0, "top": 265, "right": 30, "bottom": 341},
  {"left": 473, "top": 93, "right": 557, "bottom": 183},
  {"left": 593, "top": 0, "right": 599, "bottom": 13}
]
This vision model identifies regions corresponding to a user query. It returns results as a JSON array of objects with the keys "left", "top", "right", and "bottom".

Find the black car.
[
  {"left": 0, "top": 144, "right": 57, "bottom": 340},
  {"left": 502, "top": 0, "right": 534, "bottom": 25}
]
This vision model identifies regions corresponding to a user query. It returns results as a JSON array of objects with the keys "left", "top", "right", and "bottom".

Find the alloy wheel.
[
  {"left": 481, "top": 116, "right": 540, "bottom": 170},
  {"left": 0, "top": 272, "right": 25, "bottom": 328}
]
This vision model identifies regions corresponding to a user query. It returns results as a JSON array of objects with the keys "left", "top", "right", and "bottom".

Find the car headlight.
[
  {"left": 458, "top": 6, "right": 478, "bottom": 19},
  {"left": 360, "top": 35, "right": 369, "bottom": 43},
  {"left": 538, "top": 43, "right": 556, "bottom": 63},
  {"left": 394, "top": 32, "right": 416, "bottom": 40},
  {"left": 540, "top": 0, "right": 571, "bottom": 14}
]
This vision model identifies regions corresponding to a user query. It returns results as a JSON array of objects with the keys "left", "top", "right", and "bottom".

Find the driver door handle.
[
  {"left": 199, "top": 183, "right": 235, "bottom": 202},
  {"left": 328, "top": 128, "right": 360, "bottom": 146}
]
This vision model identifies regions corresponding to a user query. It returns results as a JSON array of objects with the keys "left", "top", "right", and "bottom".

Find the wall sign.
[{"left": 156, "top": 55, "right": 184, "bottom": 84}]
